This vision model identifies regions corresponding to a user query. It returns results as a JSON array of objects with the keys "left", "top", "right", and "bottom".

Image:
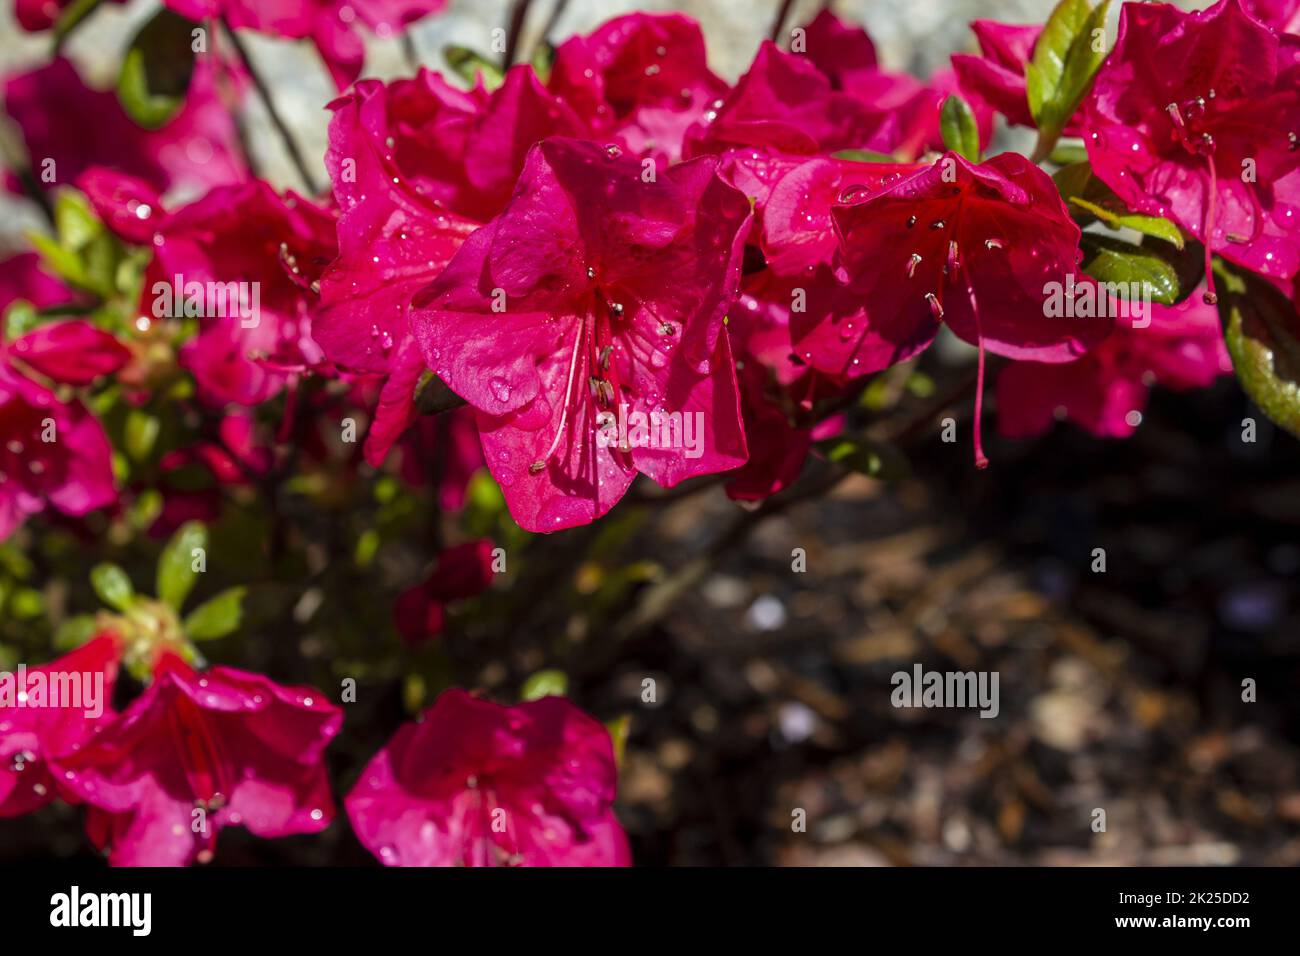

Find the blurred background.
[{"left": 4, "top": 0, "right": 1299, "bottom": 867}]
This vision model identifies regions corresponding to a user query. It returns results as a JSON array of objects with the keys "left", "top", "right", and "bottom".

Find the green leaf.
[
  {"left": 25, "top": 191, "right": 119, "bottom": 297},
  {"left": 1079, "top": 233, "right": 1190, "bottom": 305},
  {"left": 117, "top": 9, "right": 199, "bottom": 129},
  {"left": 53, "top": 614, "right": 99, "bottom": 652},
  {"left": 157, "top": 520, "right": 207, "bottom": 610},
  {"left": 183, "top": 586, "right": 246, "bottom": 641},
  {"left": 531, "top": 40, "right": 555, "bottom": 84},
  {"left": 4, "top": 300, "right": 40, "bottom": 341},
  {"left": 54, "top": 190, "right": 102, "bottom": 250},
  {"left": 1214, "top": 260, "right": 1300, "bottom": 439},
  {"left": 443, "top": 46, "right": 504, "bottom": 90},
  {"left": 831, "top": 148, "right": 898, "bottom": 164},
  {"left": 91, "top": 563, "right": 135, "bottom": 612},
  {"left": 520, "top": 669, "right": 568, "bottom": 701},
  {"left": 1048, "top": 142, "right": 1089, "bottom": 166},
  {"left": 1069, "top": 196, "right": 1184, "bottom": 249},
  {"left": 816, "top": 437, "right": 909, "bottom": 480},
  {"left": 124, "top": 408, "right": 161, "bottom": 462},
  {"left": 1028, "top": 0, "right": 1110, "bottom": 157},
  {"left": 939, "top": 94, "right": 981, "bottom": 163},
  {"left": 605, "top": 715, "right": 631, "bottom": 771}
]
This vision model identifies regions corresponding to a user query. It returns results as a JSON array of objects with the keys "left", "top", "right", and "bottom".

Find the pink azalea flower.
[
  {"left": 1246, "top": 0, "right": 1300, "bottom": 34},
  {"left": 806, "top": 151, "right": 1109, "bottom": 466},
  {"left": 0, "top": 309, "right": 128, "bottom": 538},
  {"left": 107, "top": 177, "right": 337, "bottom": 406},
  {"left": 684, "top": 41, "right": 899, "bottom": 158},
  {"left": 724, "top": 270, "right": 845, "bottom": 501},
  {"left": 346, "top": 688, "right": 630, "bottom": 866},
  {"left": 0, "top": 633, "right": 122, "bottom": 818},
  {"left": 391, "top": 408, "right": 484, "bottom": 511},
  {"left": 1081, "top": 0, "right": 1300, "bottom": 291},
  {"left": 166, "top": 0, "right": 447, "bottom": 91},
  {"left": 799, "top": 10, "right": 992, "bottom": 158},
  {"left": 3, "top": 56, "right": 244, "bottom": 198},
  {"left": 315, "top": 67, "right": 587, "bottom": 464},
  {"left": 548, "top": 12, "right": 728, "bottom": 163},
  {"left": 759, "top": 155, "right": 920, "bottom": 276},
  {"left": 59, "top": 652, "right": 342, "bottom": 866},
  {"left": 393, "top": 538, "right": 495, "bottom": 645},
  {"left": 0, "top": 252, "right": 78, "bottom": 312},
  {"left": 998, "top": 291, "right": 1233, "bottom": 439},
  {"left": 410, "top": 138, "right": 752, "bottom": 532},
  {"left": 800, "top": 7, "right": 878, "bottom": 82}
]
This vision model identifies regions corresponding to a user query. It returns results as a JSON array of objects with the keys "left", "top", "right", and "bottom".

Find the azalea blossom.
[
  {"left": 59, "top": 652, "right": 342, "bottom": 866},
  {"left": 165, "top": 0, "right": 447, "bottom": 91},
  {"left": 2, "top": 56, "right": 244, "bottom": 198},
  {"left": 393, "top": 538, "right": 495, "bottom": 644},
  {"left": 548, "top": 12, "right": 728, "bottom": 164},
  {"left": 0, "top": 633, "right": 122, "bottom": 818},
  {"left": 998, "top": 291, "right": 1233, "bottom": 438},
  {"left": 0, "top": 290, "right": 129, "bottom": 538},
  {"left": 314, "top": 66, "right": 588, "bottom": 465},
  {"left": 1081, "top": 0, "right": 1300, "bottom": 293},
  {"left": 346, "top": 688, "right": 629, "bottom": 866},
  {"left": 89, "top": 174, "right": 337, "bottom": 407},
  {"left": 806, "top": 150, "right": 1110, "bottom": 466},
  {"left": 410, "top": 137, "right": 752, "bottom": 531}
]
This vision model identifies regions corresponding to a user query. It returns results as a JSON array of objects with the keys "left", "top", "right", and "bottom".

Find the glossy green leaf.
[
  {"left": 1214, "top": 260, "right": 1300, "bottom": 439},
  {"left": 940, "top": 94, "right": 981, "bottom": 163},
  {"left": 444, "top": 46, "right": 504, "bottom": 90},
  {"left": 183, "top": 586, "right": 247, "bottom": 641},
  {"left": 1069, "top": 196, "right": 1184, "bottom": 249},
  {"left": 117, "top": 9, "right": 199, "bottom": 129},
  {"left": 1028, "top": 0, "right": 1110, "bottom": 157},
  {"left": 520, "top": 669, "right": 569, "bottom": 701},
  {"left": 157, "top": 520, "right": 207, "bottom": 610},
  {"left": 1079, "top": 233, "right": 1189, "bottom": 305},
  {"left": 91, "top": 563, "right": 135, "bottom": 612}
]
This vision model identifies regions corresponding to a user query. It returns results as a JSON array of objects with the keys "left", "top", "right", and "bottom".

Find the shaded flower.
[
  {"left": 60, "top": 652, "right": 341, "bottom": 866},
  {"left": 808, "top": 151, "right": 1109, "bottom": 465},
  {"left": 393, "top": 539, "right": 495, "bottom": 645},
  {"left": 166, "top": 0, "right": 447, "bottom": 91},
  {"left": 346, "top": 688, "right": 630, "bottom": 866},
  {"left": 0, "top": 633, "right": 122, "bottom": 818},
  {"left": 3, "top": 56, "right": 244, "bottom": 198},
  {"left": 0, "top": 309, "right": 128, "bottom": 538},
  {"left": 998, "top": 291, "right": 1232, "bottom": 438}
]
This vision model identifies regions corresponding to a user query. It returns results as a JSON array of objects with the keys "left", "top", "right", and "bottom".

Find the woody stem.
[{"left": 220, "top": 17, "right": 322, "bottom": 196}]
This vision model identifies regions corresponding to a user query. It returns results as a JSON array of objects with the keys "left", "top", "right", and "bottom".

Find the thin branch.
[
  {"left": 770, "top": 0, "right": 799, "bottom": 44},
  {"left": 221, "top": 17, "right": 322, "bottom": 196},
  {"left": 607, "top": 365, "right": 981, "bottom": 644},
  {"left": 502, "top": 0, "right": 535, "bottom": 70},
  {"left": 402, "top": 31, "right": 421, "bottom": 73},
  {"left": 531, "top": 0, "right": 571, "bottom": 62}
]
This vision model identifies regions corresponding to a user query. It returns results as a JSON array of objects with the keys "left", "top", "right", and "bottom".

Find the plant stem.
[
  {"left": 605, "top": 366, "right": 980, "bottom": 645},
  {"left": 770, "top": 0, "right": 798, "bottom": 44},
  {"left": 532, "top": 0, "right": 570, "bottom": 62},
  {"left": 503, "top": 0, "right": 534, "bottom": 70},
  {"left": 220, "top": 17, "right": 322, "bottom": 196},
  {"left": 402, "top": 31, "right": 421, "bottom": 73}
]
